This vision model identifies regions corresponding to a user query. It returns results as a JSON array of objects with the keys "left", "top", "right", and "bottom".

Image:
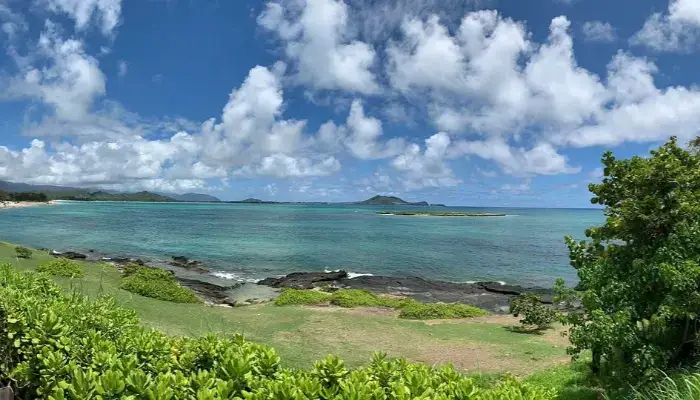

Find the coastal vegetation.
[
  {"left": 36, "top": 258, "right": 84, "bottom": 278},
  {"left": 561, "top": 136, "right": 700, "bottom": 385},
  {"left": 14, "top": 245, "right": 31, "bottom": 259},
  {"left": 0, "top": 190, "right": 48, "bottom": 202},
  {"left": 377, "top": 211, "right": 506, "bottom": 217},
  {"left": 0, "top": 262, "right": 557, "bottom": 399},
  {"left": 509, "top": 294, "right": 559, "bottom": 331},
  {"left": 274, "top": 288, "right": 488, "bottom": 319},
  {"left": 120, "top": 263, "right": 201, "bottom": 303}
]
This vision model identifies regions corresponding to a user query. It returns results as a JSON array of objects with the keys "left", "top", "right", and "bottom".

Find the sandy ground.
[{"left": 0, "top": 200, "right": 58, "bottom": 209}]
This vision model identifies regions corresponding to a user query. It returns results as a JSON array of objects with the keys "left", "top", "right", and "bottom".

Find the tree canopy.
[{"left": 565, "top": 137, "right": 700, "bottom": 382}]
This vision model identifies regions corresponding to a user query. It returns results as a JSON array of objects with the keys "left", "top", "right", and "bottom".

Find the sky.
[{"left": 0, "top": 0, "right": 699, "bottom": 207}]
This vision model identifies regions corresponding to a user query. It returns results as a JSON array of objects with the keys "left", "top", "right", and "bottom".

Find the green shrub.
[
  {"left": 564, "top": 137, "right": 700, "bottom": 382},
  {"left": 122, "top": 262, "right": 143, "bottom": 277},
  {"left": 275, "top": 289, "right": 489, "bottom": 320},
  {"left": 36, "top": 258, "right": 83, "bottom": 278},
  {"left": 399, "top": 300, "right": 489, "bottom": 320},
  {"left": 329, "top": 289, "right": 404, "bottom": 308},
  {"left": 273, "top": 288, "right": 330, "bottom": 306},
  {"left": 120, "top": 266, "right": 200, "bottom": 303},
  {"left": 0, "top": 262, "right": 556, "bottom": 399},
  {"left": 632, "top": 373, "right": 700, "bottom": 400},
  {"left": 509, "top": 293, "right": 559, "bottom": 330},
  {"left": 14, "top": 246, "right": 32, "bottom": 259}
]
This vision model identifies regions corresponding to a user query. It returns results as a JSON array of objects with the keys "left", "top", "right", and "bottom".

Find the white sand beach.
[{"left": 0, "top": 200, "right": 57, "bottom": 209}]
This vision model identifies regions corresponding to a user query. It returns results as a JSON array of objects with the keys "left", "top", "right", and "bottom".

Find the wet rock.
[
  {"left": 51, "top": 250, "right": 87, "bottom": 260},
  {"left": 176, "top": 277, "right": 238, "bottom": 302},
  {"left": 169, "top": 256, "right": 209, "bottom": 273},
  {"left": 221, "top": 297, "right": 238, "bottom": 307},
  {"left": 257, "top": 270, "right": 348, "bottom": 289},
  {"left": 258, "top": 271, "right": 556, "bottom": 314}
]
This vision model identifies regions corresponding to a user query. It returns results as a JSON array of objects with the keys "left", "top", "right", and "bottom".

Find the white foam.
[
  {"left": 325, "top": 269, "right": 374, "bottom": 279},
  {"left": 211, "top": 271, "right": 260, "bottom": 283}
]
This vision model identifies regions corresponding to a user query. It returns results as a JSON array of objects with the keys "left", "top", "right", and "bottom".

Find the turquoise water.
[{"left": 0, "top": 202, "right": 603, "bottom": 287}]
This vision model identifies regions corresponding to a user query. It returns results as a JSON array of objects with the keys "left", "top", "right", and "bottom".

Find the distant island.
[
  {"left": 0, "top": 181, "right": 444, "bottom": 206},
  {"left": 356, "top": 195, "right": 444, "bottom": 206},
  {"left": 378, "top": 211, "right": 506, "bottom": 217},
  {"left": 225, "top": 195, "right": 445, "bottom": 206},
  {"left": 0, "top": 180, "right": 221, "bottom": 203}
]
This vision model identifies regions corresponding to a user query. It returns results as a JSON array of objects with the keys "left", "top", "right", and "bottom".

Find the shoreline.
[
  {"left": 44, "top": 247, "right": 554, "bottom": 313},
  {"left": 0, "top": 200, "right": 58, "bottom": 209}
]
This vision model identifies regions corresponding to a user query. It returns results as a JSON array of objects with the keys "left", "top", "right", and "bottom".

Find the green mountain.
[
  {"left": 163, "top": 193, "right": 221, "bottom": 202},
  {"left": 0, "top": 180, "right": 176, "bottom": 202},
  {"left": 63, "top": 191, "right": 176, "bottom": 202},
  {"left": 355, "top": 195, "right": 430, "bottom": 206}
]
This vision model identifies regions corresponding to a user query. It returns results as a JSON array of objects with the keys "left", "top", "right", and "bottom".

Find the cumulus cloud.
[
  {"left": 388, "top": 12, "right": 606, "bottom": 137},
  {"left": 631, "top": 0, "right": 700, "bottom": 52},
  {"left": 258, "top": 0, "right": 379, "bottom": 94},
  {"left": 391, "top": 132, "right": 461, "bottom": 190},
  {"left": 0, "top": 1, "right": 28, "bottom": 40},
  {"left": 3, "top": 22, "right": 106, "bottom": 123},
  {"left": 454, "top": 138, "right": 580, "bottom": 176},
  {"left": 581, "top": 21, "right": 617, "bottom": 42},
  {"left": 41, "top": 0, "right": 122, "bottom": 36}
]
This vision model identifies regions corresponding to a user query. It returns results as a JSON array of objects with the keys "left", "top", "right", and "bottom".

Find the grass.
[{"left": 0, "top": 241, "right": 569, "bottom": 374}]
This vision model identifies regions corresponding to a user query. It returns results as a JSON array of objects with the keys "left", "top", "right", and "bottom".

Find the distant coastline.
[{"left": 0, "top": 200, "right": 57, "bottom": 209}]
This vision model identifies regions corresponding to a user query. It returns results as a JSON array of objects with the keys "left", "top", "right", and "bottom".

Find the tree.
[
  {"left": 0, "top": 190, "right": 9, "bottom": 202},
  {"left": 564, "top": 137, "right": 700, "bottom": 382}
]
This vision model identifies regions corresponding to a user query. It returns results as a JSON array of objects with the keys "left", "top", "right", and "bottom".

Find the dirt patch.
[{"left": 422, "top": 314, "right": 519, "bottom": 326}]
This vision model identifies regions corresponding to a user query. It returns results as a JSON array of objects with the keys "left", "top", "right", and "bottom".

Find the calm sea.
[{"left": 0, "top": 202, "right": 603, "bottom": 287}]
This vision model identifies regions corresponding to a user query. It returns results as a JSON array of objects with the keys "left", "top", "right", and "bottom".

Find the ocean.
[{"left": 0, "top": 201, "right": 603, "bottom": 287}]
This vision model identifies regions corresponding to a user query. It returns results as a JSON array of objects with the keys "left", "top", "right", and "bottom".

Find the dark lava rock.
[
  {"left": 176, "top": 277, "right": 238, "bottom": 302},
  {"left": 257, "top": 271, "right": 555, "bottom": 313},
  {"left": 257, "top": 270, "right": 348, "bottom": 289},
  {"left": 169, "top": 256, "right": 209, "bottom": 273},
  {"left": 51, "top": 250, "right": 87, "bottom": 260}
]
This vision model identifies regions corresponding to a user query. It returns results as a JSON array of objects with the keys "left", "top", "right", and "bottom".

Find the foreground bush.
[
  {"left": 275, "top": 288, "right": 489, "bottom": 320},
  {"left": 120, "top": 265, "right": 200, "bottom": 303},
  {"left": 563, "top": 137, "right": 700, "bottom": 383},
  {"left": 14, "top": 246, "right": 31, "bottom": 259},
  {"left": 36, "top": 257, "right": 83, "bottom": 277},
  {"left": 0, "top": 263, "right": 556, "bottom": 399}
]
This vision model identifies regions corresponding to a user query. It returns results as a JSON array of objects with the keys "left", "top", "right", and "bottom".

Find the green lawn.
[{"left": 0, "top": 242, "right": 571, "bottom": 376}]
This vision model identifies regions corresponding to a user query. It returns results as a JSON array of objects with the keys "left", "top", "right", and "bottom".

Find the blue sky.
[{"left": 0, "top": 0, "right": 699, "bottom": 207}]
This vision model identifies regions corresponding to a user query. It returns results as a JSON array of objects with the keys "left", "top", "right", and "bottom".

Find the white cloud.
[
  {"left": 3, "top": 22, "right": 106, "bottom": 123},
  {"left": 388, "top": 12, "right": 606, "bottom": 137},
  {"left": 118, "top": 60, "right": 127, "bottom": 77},
  {"left": 344, "top": 100, "right": 406, "bottom": 159},
  {"left": 264, "top": 183, "right": 279, "bottom": 196},
  {"left": 581, "top": 21, "right": 616, "bottom": 42},
  {"left": 391, "top": 132, "right": 461, "bottom": 190},
  {"left": 42, "top": 0, "right": 122, "bottom": 36},
  {"left": 631, "top": 0, "right": 700, "bottom": 52},
  {"left": 258, "top": 0, "right": 379, "bottom": 94},
  {"left": 454, "top": 138, "right": 580, "bottom": 176},
  {"left": 0, "top": 1, "right": 28, "bottom": 40}
]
